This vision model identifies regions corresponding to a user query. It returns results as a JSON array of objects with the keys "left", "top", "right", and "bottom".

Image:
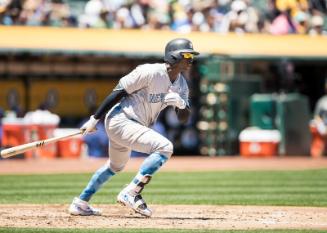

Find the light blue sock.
[
  {"left": 79, "top": 165, "right": 115, "bottom": 202},
  {"left": 132, "top": 153, "right": 168, "bottom": 184}
]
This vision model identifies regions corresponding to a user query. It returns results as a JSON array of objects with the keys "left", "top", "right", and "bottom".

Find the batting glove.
[
  {"left": 164, "top": 92, "right": 186, "bottom": 109},
  {"left": 80, "top": 115, "right": 98, "bottom": 135}
]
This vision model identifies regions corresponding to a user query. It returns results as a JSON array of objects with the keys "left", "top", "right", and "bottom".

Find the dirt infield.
[
  {"left": 1, "top": 156, "right": 327, "bottom": 230},
  {"left": 1, "top": 204, "right": 327, "bottom": 230}
]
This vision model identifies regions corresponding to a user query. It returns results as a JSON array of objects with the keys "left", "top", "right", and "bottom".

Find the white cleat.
[
  {"left": 68, "top": 197, "right": 102, "bottom": 216},
  {"left": 117, "top": 188, "right": 152, "bottom": 217}
]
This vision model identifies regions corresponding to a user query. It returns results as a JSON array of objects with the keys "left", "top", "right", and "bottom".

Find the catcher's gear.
[
  {"left": 80, "top": 115, "right": 98, "bottom": 135},
  {"left": 164, "top": 92, "right": 186, "bottom": 109},
  {"left": 164, "top": 38, "right": 199, "bottom": 64}
]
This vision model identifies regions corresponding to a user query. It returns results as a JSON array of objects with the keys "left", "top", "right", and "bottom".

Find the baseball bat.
[{"left": 0, "top": 130, "right": 83, "bottom": 159}]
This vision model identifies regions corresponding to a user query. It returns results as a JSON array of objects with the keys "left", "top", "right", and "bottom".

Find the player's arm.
[
  {"left": 94, "top": 84, "right": 127, "bottom": 119},
  {"left": 81, "top": 84, "right": 128, "bottom": 135}
]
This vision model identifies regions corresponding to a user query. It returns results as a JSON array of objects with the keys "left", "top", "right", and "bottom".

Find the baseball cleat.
[
  {"left": 117, "top": 188, "right": 152, "bottom": 217},
  {"left": 68, "top": 197, "right": 101, "bottom": 216}
]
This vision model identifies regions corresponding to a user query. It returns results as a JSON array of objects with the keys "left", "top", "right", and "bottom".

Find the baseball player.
[
  {"left": 310, "top": 93, "right": 327, "bottom": 157},
  {"left": 69, "top": 38, "right": 199, "bottom": 217}
]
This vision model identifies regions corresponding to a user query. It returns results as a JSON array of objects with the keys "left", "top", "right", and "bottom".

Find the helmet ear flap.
[{"left": 170, "top": 51, "right": 182, "bottom": 63}]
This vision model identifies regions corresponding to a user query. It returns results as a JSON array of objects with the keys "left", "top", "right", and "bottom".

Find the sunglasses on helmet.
[{"left": 181, "top": 53, "right": 194, "bottom": 59}]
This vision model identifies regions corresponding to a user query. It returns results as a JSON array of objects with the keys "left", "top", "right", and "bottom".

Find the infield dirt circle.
[{"left": 1, "top": 156, "right": 327, "bottom": 230}]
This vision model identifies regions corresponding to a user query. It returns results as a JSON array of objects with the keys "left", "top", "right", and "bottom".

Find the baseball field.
[{"left": 0, "top": 156, "right": 327, "bottom": 233}]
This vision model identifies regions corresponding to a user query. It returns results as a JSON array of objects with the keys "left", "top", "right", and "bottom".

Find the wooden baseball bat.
[{"left": 0, "top": 130, "right": 83, "bottom": 159}]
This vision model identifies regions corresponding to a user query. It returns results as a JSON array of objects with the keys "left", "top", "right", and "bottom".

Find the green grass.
[
  {"left": 0, "top": 169, "right": 327, "bottom": 206},
  {"left": 0, "top": 229, "right": 326, "bottom": 233}
]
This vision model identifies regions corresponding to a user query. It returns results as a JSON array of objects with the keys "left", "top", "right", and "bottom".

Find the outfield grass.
[
  {"left": 0, "top": 228, "right": 326, "bottom": 233},
  {"left": 0, "top": 169, "right": 327, "bottom": 206}
]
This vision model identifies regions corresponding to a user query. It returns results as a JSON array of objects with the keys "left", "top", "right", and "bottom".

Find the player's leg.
[
  {"left": 113, "top": 124, "right": 173, "bottom": 217},
  {"left": 117, "top": 149, "right": 170, "bottom": 217},
  {"left": 123, "top": 131, "right": 172, "bottom": 193},
  {"left": 69, "top": 164, "right": 115, "bottom": 216},
  {"left": 69, "top": 140, "right": 130, "bottom": 216},
  {"left": 105, "top": 112, "right": 173, "bottom": 216}
]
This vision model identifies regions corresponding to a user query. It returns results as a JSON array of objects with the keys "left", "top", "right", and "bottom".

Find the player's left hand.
[{"left": 164, "top": 92, "right": 186, "bottom": 109}]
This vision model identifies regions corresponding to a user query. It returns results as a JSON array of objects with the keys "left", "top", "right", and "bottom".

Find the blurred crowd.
[{"left": 0, "top": 0, "right": 326, "bottom": 35}]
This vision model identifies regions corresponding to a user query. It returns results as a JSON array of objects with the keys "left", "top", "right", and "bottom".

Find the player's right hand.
[
  {"left": 164, "top": 92, "right": 186, "bottom": 109},
  {"left": 80, "top": 115, "right": 99, "bottom": 135}
]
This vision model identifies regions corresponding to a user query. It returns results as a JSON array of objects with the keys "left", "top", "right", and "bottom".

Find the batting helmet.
[{"left": 164, "top": 38, "right": 199, "bottom": 64}]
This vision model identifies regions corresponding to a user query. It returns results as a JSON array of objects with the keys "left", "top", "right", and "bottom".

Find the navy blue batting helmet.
[{"left": 164, "top": 38, "right": 199, "bottom": 64}]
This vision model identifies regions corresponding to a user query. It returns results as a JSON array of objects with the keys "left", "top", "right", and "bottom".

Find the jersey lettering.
[{"left": 148, "top": 93, "right": 165, "bottom": 103}]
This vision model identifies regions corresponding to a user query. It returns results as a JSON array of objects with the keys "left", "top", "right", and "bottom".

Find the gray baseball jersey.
[{"left": 118, "top": 63, "right": 189, "bottom": 127}]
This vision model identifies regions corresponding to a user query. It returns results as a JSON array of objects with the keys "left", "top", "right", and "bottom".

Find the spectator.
[
  {"left": 275, "top": 0, "right": 309, "bottom": 18},
  {"left": 222, "top": 0, "right": 259, "bottom": 33},
  {"left": 1, "top": 0, "right": 22, "bottom": 25},
  {"left": 114, "top": 5, "right": 134, "bottom": 29},
  {"left": 93, "top": 8, "right": 112, "bottom": 28},
  {"left": 264, "top": 0, "right": 281, "bottom": 24},
  {"left": 243, "top": 0, "right": 260, "bottom": 33},
  {"left": 294, "top": 11, "right": 310, "bottom": 34},
  {"left": 269, "top": 8, "right": 297, "bottom": 35},
  {"left": 0, "top": 0, "right": 326, "bottom": 36},
  {"left": 143, "top": 8, "right": 169, "bottom": 30},
  {"left": 130, "top": 0, "right": 148, "bottom": 28},
  {"left": 79, "top": 0, "right": 104, "bottom": 28},
  {"left": 309, "top": 14, "right": 326, "bottom": 35},
  {"left": 169, "top": 0, "right": 191, "bottom": 32}
]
